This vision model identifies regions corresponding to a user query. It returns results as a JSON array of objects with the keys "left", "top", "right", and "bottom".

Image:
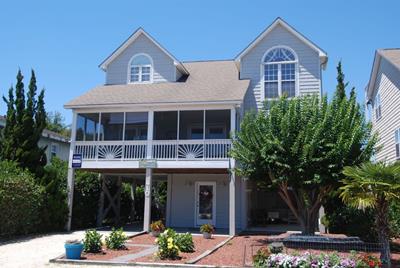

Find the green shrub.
[
  {"left": 175, "top": 232, "right": 194, "bottom": 253},
  {"left": 72, "top": 171, "right": 101, "bottom": 229},
  {"left": 105, "top": 228, "right": 127, "bottom": 250},
  {"left": 150, "top": 220, "right": 165, "bottom": 232},
  {"left": 155, "top": 228, "right": 180, "bottom": 259},
  {"left": 252, "top": 247, "right": 270, "bottom": 268},
  {"left": 39, "top": 157, "right": 68, "bottom": 232},
  {"left": 200, "top": 224, "right": 214, "bottom": 234},
  {"left": 83, "top": 229, "right": 103, "bottom": 253},
  {"left": 0, "top": 161, "right": 43, "bottom": 237}
]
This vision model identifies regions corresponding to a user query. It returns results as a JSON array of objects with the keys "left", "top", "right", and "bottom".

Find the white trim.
[
  {"left": 127, "top": 53, "right": 154, "bottom": 84},
  {"left": 166, "top": 174, "right": 173, "bottom": 226},
  {"left": 235, "top": 18, "right": 327, "bottom": 69},
  {"left": 99, "top": 28, "right": 189, "bottom": 75},
  {"left": 261, "top": 46, "right": 299, "bottom": 100},
  {"left": 65, "top": 100, "right": 242, "bottom": 110},
  {"left": 195, "top": 181, "right": 217, "bottom": 227}
]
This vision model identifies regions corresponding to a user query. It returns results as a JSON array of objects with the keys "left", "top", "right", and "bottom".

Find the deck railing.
[{"left": 74, "top": 139, "right": 231, "bottom": 161}]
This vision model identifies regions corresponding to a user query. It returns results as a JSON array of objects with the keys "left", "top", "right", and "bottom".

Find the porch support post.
[
  {"left": 66, "top": 111, "right": 77, "bottom": 232},
  {"left": 143, "top": 168, "right": 153, "bottom": 232},
  {"left": 96, "top": 174, "right": 105, "bottom": 227},
  {"left": 66, "top": 168, "right": 75, "bottom": 231},
  {"left": 147, "top": 111, "right": 154, "bottom": 159},
  {"left": 229, "top": 107, "right": 237, "bottom": 236},
  {"left": 318, "top": 206, "right": 326, "bottom": 234}
]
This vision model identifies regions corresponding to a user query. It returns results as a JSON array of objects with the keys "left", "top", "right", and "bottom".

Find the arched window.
[
  {"left": 262, "top": 47, "right": 297, "bottom": 99},
  {"left": 129, "top": 54, "right": 153, "bottom": 83}
]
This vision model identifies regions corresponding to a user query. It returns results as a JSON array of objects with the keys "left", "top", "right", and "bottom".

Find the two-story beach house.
[
  {"left": 65, "top": 18, "right": 328, "bottom": 235},
  {"left": 366, "top": 49, "right": 400, "bottom": 163}
]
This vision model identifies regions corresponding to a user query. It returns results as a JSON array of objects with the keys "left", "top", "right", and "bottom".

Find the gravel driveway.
[{"left": 0, "top": 230, "right": 139, "bottom": 268}]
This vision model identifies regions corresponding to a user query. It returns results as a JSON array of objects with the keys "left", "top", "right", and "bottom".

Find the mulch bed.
[
  {"left": 133, "top": 235, "right": 227, "bottom": 264},
  {"left": 126, "top": 233, "right": 156, "bottom": 245},
  {"left": 198, "top": 234, "right": 400, "bottom": 267}
]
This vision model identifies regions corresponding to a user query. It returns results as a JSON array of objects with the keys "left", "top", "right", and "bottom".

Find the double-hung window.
[
  {"left": 395, "top": 128, "right": 400, "bottom": 159},
  {"left": 129, "top": 54, "right": 153, "bottom": 83},
  {"left": 374, "top": 93, "right": 382, "bottom": 120},
  {"left": 263, "top": 47, "right": 297, "bottom": 99}
]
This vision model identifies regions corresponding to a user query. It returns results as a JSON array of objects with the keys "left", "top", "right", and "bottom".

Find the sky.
[{"left": 0, "top": 0, "right": 399, "bottom": 124}]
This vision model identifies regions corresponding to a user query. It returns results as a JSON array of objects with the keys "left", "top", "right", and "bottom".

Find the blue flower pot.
[{"left": 65, "top": 243, "right": 83, "bottom": 259}]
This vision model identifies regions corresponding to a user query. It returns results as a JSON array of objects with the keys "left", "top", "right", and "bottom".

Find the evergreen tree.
[
  {"left": 335, "top": 61, "right": 348, "bottom": 100},
  {"left": 1, "top": 69, "right": 47, "bottom": 177}
]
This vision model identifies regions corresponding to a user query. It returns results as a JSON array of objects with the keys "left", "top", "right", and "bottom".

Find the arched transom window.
[
  {"left": 263, "top": 47, "right": 297, "bottom": 99},
  {"left": 129, "top": 54, "right": 153, "bottom": 83}
]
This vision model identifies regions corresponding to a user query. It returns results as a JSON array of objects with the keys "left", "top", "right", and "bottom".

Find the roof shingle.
[{"left": 65, "top": 60, "right": 250, "bottom": 108}]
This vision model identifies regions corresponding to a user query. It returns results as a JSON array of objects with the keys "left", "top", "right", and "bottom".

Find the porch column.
[
  {"left": 229, "top": 107, "right": 236, "bottom": 236},
  {"left": 143, "top": 168, "right": 153, "bottom": 232},
  {"left": 66, "top": 111, "right": 78, "bottom": 231},
  {"left": 147, "top": 111, "right": 154, "bottom": 159},
  {"left": 66, "top": 168, "right": 75, "bottom": 231},
  {"left": 318, "top": 206, "right": 326, "bottom": 234}
]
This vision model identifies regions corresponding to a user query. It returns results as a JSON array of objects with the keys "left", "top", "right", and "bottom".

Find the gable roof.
[
  {"left": 99, "top": 28, "right": 189, "bottom": 75},
  {"left": 366, "top": 48, "right": 400, "bottom": 101},
  {"left": 65, "top": 60, "right": 250, "bottom": 108},
  {"left": 235, "top": 17, "right": 328, "bottom": 69}
]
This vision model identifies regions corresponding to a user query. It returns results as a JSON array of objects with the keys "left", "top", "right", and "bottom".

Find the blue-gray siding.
[
  {"left": 105, "top": 34, "right": 177, "bottom": 85},
  {"left": 371, "top": 57, "right": 400, "bottom": 163},
  {"left": 168, "top": 174, "right": 243, "bottom": 229},
  {"left": 240, "top": 25, "right": 321, "bottom": 111}
]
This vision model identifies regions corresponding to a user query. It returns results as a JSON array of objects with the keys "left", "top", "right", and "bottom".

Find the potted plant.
[
  {"left": 200, "top": 224, "right": 214, "bottom": 239},
  {"left": 150, "top": 220, "right": 165, "bottom": 237},
  {"left": 64, "top": 239, "right": 84, "bottom": 259}
]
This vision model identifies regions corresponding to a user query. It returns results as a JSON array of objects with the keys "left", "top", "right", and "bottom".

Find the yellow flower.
[
  {"left": 167, "top": 237, "right": 173, "bottom": 243},
  {"left": 155, "top": 238, "right": 158, "bottom": 243},
  {"left": 168, "top": 244, "right": 173, "bottom": 249}
]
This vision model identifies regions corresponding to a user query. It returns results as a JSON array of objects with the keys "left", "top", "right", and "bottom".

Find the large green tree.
[
  {"left": 341, "top": 162, "right": 400, "bottom": 267},
  {"left": 1, "top": 70, "right": 47, "bottom": 177},
  {"left": 231, "top": 85, "right": 376, "bottom": 235}
]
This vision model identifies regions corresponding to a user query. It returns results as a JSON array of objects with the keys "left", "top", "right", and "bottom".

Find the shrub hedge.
[{"left": 0, "top": 161, "right": 43, "bottom": 237}]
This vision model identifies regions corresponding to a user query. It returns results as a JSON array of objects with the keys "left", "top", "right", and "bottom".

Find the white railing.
[{"left": 74, "top": 139, "right": 231, "bottom": 161}]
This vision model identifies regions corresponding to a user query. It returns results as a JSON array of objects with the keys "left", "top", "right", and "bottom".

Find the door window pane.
[
  {"left": 75, "top": 113, "right": 99, "bottom": 141},
  {"left": 125, "top": 112, "right": 148, "bottom": 140},
  {"left": 154, "top": 111, "right": 178, "bottom": 140},
  {"left": 198, "top": 185, "right": 213, "bottom": 220},
  {"left": 205, "top": 110, "right": 230, "bottom": 139},
  {"left": 179, "top": 110, "right": 204, "bottom": 140},
  {"left": 99, "top": 113, "right": 124, "bottom": 141}
]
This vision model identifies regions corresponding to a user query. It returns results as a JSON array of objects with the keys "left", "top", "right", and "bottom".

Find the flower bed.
[
  {"left": 81, "top": 245, "right": 145, "bottom": 261},
  {"left": 134, "top": 234, "right": 227, "bottom": 264}
]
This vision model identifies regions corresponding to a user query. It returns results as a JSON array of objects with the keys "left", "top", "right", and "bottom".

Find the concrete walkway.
[{"left": 0, "top": 230, "right": 139, "bottom": 268}]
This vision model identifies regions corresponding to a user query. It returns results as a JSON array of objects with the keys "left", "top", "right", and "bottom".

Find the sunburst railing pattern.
[{"left": 74, "top": 139, "right": 231, "bottom": 161}]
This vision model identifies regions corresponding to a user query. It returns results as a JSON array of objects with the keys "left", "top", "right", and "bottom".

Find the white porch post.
[
  {"left": 66, "top": 111, "right": 78, "bottom": 231},
  {"left": 229, "top": 107, "right": 236, "bottom": 236},
  {"left": 147, "top": 110, "right": 154, "bottom": 159},
  {"left": 143, "top": 168, "right": 153, "bottom": 232}
]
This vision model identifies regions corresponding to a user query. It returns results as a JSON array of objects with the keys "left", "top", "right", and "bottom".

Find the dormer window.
[
  {"left": 129, "top": 54, "right": 153, "bottom": 83},
  {"left": 262, "top": 46, "right": 298, "bottom": 99}
]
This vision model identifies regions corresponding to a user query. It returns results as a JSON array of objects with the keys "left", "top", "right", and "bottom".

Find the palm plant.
[{"left": 340, "top": 162, "right": 400, "bottom": 267}]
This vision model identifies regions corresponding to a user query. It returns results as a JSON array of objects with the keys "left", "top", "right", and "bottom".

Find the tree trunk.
[
  {"left": 277, "top": 186, "right": 321, "bottom": 236},
  {"left": 376, "top": 198, "right": 391, "bottom": 268}
]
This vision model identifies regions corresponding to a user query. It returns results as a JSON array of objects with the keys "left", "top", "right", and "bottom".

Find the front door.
[{"left": 195, "top": 182, "right": 216, "bottom": 226}]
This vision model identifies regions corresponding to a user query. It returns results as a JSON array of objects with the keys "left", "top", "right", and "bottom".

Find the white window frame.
[
  {"left": 261, "top": 45, "right": 299, "bottom": 100},
  {"left": 51, "top": 143, "right": 58, "bottom": 158},
  {"left": 374, "top": 92, "right": 382, "bottom": 121},
  {"left": 127, "top": 53, "right": 154, "bottom": 84},
  {"left": 395, "top": 128, "right": 400, "bottom": 160}
]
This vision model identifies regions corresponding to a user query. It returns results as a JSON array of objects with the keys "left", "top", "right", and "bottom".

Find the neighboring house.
[
  {"left": 0, "top": 115, "right": 70, "bottom": 162},
  {"left": 366, "top": 49, "right": 400, "bottom": 163},
  {"left": 65, "top": 17, "right": 327, "bottom": 234}
]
